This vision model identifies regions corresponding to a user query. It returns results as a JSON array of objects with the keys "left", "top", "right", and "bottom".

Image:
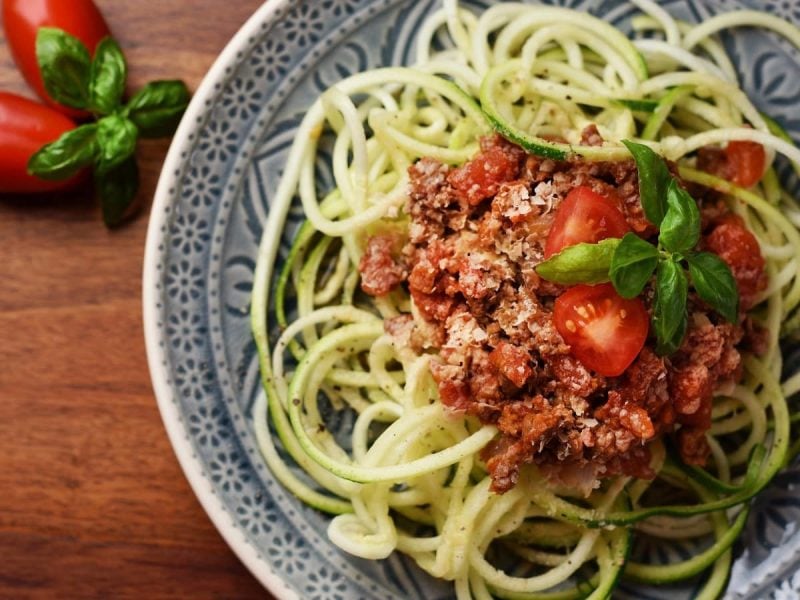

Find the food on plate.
[{"left": 251, "top": 1, "right": 800, "bottom": 597}]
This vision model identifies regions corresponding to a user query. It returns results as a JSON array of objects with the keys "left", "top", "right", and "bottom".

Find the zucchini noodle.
[{"left": 250, "top": 1, "right": 800, "bottom": 597}]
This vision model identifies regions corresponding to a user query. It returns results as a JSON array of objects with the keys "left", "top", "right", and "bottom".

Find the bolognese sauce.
[{"left": 358, "top": 131, "right": 767, "bottom": 494}]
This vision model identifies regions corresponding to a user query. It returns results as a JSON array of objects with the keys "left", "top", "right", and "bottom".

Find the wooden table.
[{"left": 0, "top": 2, "right": 271, "bottom": 597}]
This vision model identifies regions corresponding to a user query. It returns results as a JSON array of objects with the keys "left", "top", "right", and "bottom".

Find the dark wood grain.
[{"left": 0, "top": 2, "right": 271, "bottom": 597}]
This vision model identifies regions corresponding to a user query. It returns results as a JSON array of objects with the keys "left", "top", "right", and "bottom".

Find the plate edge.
[{"left": 142, "top": 1, "right": 298, "bottom": 598}]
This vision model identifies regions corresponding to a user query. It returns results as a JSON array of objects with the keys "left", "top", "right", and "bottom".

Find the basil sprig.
[
  {"left": 28, "top": 28, "right": 191, "bottom": 226},
  {"left": 536, "top": 139, "right": 740, "bottom": 355}
]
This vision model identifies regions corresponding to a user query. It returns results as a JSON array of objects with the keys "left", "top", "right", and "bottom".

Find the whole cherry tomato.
[
  {"left": 0, "top": 92, "right": 80, "bottom": 193},
  {"left": 2, "top": 0, "right": 111, "bottom": 118},
  {"left": 705, "top": 214, "right": 766, "bottom": 310},
  {"left": 553, "top": 283, "right": 649, "bottom": 377},
  {"left": 725, "top": 140, "right": 765, "bottom": 188},
  {"left": 544, "top": 186, "right": 630, "bottom": 258}
]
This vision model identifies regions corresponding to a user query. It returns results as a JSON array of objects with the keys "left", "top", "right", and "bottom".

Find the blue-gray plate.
[{"left": 143, "top": 1, "right": 800, "bottom": 598}]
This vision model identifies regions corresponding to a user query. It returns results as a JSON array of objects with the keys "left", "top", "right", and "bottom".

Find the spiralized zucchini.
[{"left": 250, "top": 1, "right": 800, "bottom": 598}]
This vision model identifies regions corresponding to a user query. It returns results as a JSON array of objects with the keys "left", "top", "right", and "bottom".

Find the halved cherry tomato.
[
  {"left": 725, "top": 140, "right": 765, "bottom": 188},
  {"left": 544, "top": 186, "right": 630, "bottom": 258},
  {"left": 553, "top": 283, "right": 649, "bottom": 377},
  {"left": 3, "top": 0, "right": 111, "bottom": 118},
  {"left": 0, "top": 92, "right": 80, "bottom": 193}
]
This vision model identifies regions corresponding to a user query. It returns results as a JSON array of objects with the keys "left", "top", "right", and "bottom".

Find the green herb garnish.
[
  {"left": 28, "top": 28, "right": 191, "bottom": 226},
  {"left": 535, "top": 238, "right": 620, "bottom": 285},
  {"left": 609, "top": 232, "right": 659, "bottom": 298}
]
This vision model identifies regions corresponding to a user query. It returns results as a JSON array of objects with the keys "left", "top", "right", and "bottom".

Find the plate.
[{"left": 143, "top": 0, "right": 800, "bottom": 598}]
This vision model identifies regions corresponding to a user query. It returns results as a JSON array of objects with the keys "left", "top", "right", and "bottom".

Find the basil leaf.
[
  {"left": 96, "top": 115, "right": 138, "bottom": 173},
  {"left": 126, "top": 80, "right": 191, "bottom": 138},
  {"left": 96, "top": 156, "right": 140, "bottom": 227},
  {"left": 622, "top": 139, "right": 671, "bottom": 227},
  {"left": 687, "top": 252, "right": 740, "bottom": 323},
  {"left": 535, "top": 238, "right": 621, "bottom": 285},
  {"left": 89, "top": 37, "right": 127, "bottom": 114},
  {"left": 659, "top": 179, "right": 701, "bottom": 254},
  {"left": 610, "top": 233, "right": 659, "bottom": 298},
  {"left": 36, "top": 27, "right": 91, "bottom": 109},
  {"left": 653, "top": 258, "right": 688, "bottom": 356},
  {"left": 27, "top": 124, "right": 98, "bottom": 181}
]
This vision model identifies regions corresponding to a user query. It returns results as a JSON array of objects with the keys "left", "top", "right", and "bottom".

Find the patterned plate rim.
[{"left": 142, "top": 1, "right": 296, "bottom": 598}]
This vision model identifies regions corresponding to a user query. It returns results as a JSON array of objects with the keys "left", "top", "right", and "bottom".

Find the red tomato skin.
[
  {"left": 448, "top": 136, "right": 524, "bottom": 205},
  {"left": 725, "top": 140, "right": 765, "bottom": 188},
  {"left": 705, "top": 214, "right": 766, "bottom": 310},
  {"left": 0, "top": 92, "right": 80, "bottom": 193},
  {"left": 544, "top": 186, "right": 630, "bottom": 258},
  {"left": 553, "top": 283, "right": 649, "bottom": 377},
  {"left": 3, "top": 0, "right": 111, "bottom": 118}
]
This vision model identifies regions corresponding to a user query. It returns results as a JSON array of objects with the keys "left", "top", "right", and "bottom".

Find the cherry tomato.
[
  {"left": 544, "top": 186, "right": 630, "bottom": 258},
  {"left": 3, "top": 0, "right": 111, "bottom": 118},
  {"left": 553, "top": 283, "right": 649, "bottom": 377},
  {"left": 725, "top": 140, "right": 765, "bottom": 188},
  {"left": 705, "top": 214, "right": 766, "bottom": 309},
  {"left": 0, "top": 92, "right": 80, "bottom": 193}
]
